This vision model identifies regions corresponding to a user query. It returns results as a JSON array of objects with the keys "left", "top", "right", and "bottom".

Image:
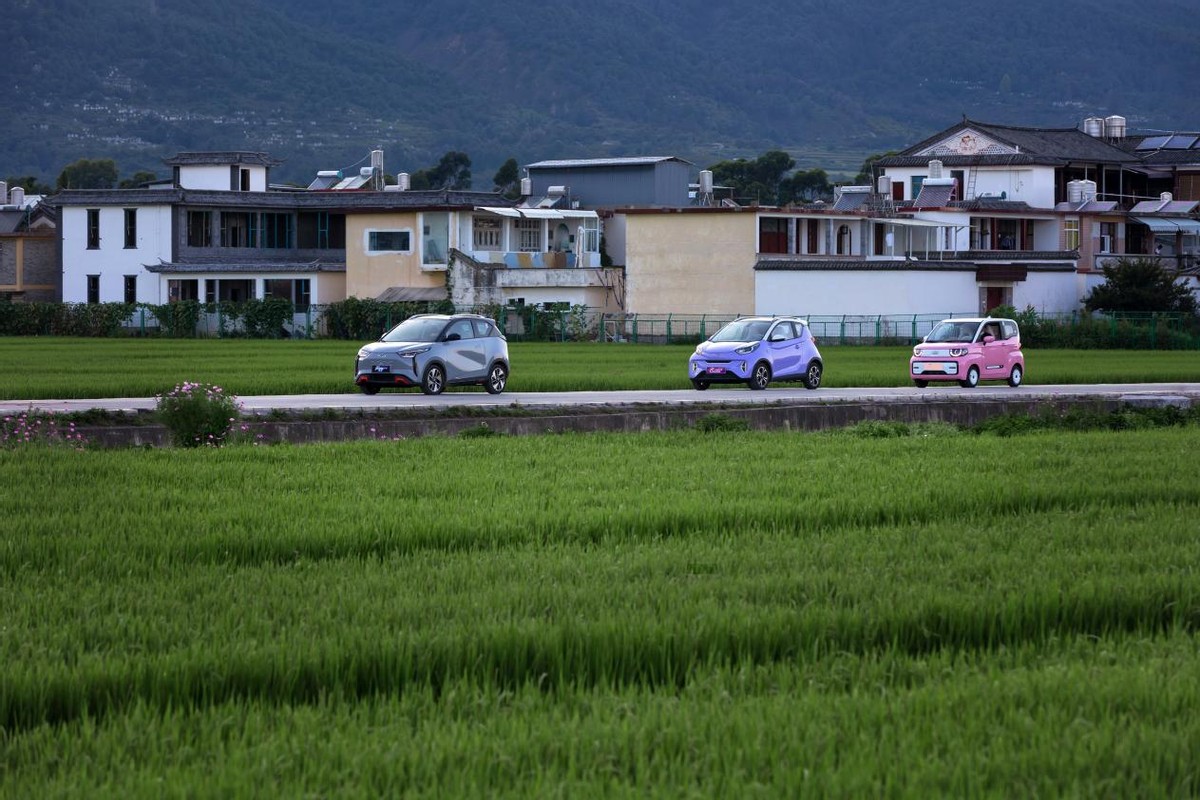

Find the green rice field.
[
  {"left": 3, "top": 426, "right": 1200, "bottom": 796},
  {"left": 1, "top": 337, "right": 1199, "bottom": 399}
]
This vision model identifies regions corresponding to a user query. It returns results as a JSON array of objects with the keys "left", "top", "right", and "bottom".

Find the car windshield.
[
  {"left": 380, "top": 317, "right": 447, "bottom": 343},
  {"left": 926, "top": 321, "right": 981, "bottom": 343},
  {"left": 711, "top": 320, "right": 771, "bottom": 343}
]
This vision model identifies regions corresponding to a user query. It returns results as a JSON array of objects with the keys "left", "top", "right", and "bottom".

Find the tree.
[
  {"left": 4, "top": 175, "right": 53, "bottom": 194},
  {"left": 708, "top": 149, "right": 795, "bottom": 205},
  {"left": 1083, "top": 257, "right": 1197, "bottom": 315},
  {"left": 118, "top": 170, "right": 158, "bottom": 189},
  {"left": 782, "top": 168, "right": 832, "bottom": 203},
  {"left": 853, "top": 151, "right": 898, "bottom": 185},
  {"left": 56, "top": 158, "right": 119, "bottom": 190},
  {"left": 409, "top": 151, "right": 473, "bottom": 191},
  {"left": 492, "top": 158, "right": 521, "bottom": 199}
]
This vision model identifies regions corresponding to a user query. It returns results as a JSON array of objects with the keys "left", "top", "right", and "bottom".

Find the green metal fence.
[{"left": 68, "top": 302, "right": 1200, "bottom": 350}]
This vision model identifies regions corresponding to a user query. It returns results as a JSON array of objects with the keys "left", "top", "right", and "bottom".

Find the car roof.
[
  {"left": 941, "top": 317, "right": 1013, "bottom": 324},
  {"left": 738, "top": 315, "right": 809, "bottom": 324}
]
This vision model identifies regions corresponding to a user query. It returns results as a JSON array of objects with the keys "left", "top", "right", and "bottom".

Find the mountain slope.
[{"left": 4, "top": 0, "right": 1197, "bottom": 185}]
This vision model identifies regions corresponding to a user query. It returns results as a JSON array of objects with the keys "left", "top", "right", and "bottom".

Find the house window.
[
  {"left": 168, "top": 279, "right": 199, "bottom": 302},
  {"left": 516, "top": 218, "right": 541, "bottom": 251},
  {"left": 1099, "top": 221, "right": 1115, "bottom": 253},
  {"left": 423, "top": 212, "right": 449, "bottom": 265},
  {"left": 262, "top": 212, "right": 292, "bottom": 249},
  {"left": 208, "top": 279, "right": 254, "bottom": 303},
  {"left": 188, "top": 211, "right": 213, "bottom": 247},
  {"left": 240, "top": 168, "right": 251, "bottom": 191},
  {"left": 123, "top": 208, "right": 137, "bottom": 249},
  {"left": 759, "top": 217, "right": 788, "bottom": 254},
  {"left": 86, "top": 209, "right": 100, "bottom": 249},
  {"left": 473, "top": 216, "right": 502, "bottom": 250},
  {"left": 221, "top": 212, "right": 257, "bottom": 248},
  {"left": 297, "top": 212, "right": 345, "bottom": 249},
  {"left": 233, "top": 166, "right": 251, "bottom": 191},
  {"left": 124, "top": 275, "right": 137, "bottom": 304},
  {"left": 264, "top": 278, "right": 311, "bottom": 312},
  {"left": 1064, "top": 219, "right": 1080, "bottom": 251},
  {"left": 368, "top": 230, "right": 411, "bottom": 252},
  {"left": 836, "top": 224, "right": 851, "bottom": 255},
  {"left": 86, "top": 274, "right": 100, "bottom": 304},
  {"left": 910, "top": 175, "right": 926, "bottom": 200}
]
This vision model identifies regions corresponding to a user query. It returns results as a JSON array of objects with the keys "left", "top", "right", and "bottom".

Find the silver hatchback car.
[{"left": 354, "top": 313, "right": 510, "bottom": 395}]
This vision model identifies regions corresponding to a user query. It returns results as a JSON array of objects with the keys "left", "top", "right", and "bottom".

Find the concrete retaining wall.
[{"left": 76, "top": 395, "right": 1156, "bottom": 448}]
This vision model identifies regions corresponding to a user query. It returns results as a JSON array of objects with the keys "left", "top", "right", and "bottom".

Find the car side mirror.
[
  {"left": 983, "top": 334, "right": 995, "bottom": 343},
  {"left": 445, "top": 333, "right": 461, "bottom": 342}
]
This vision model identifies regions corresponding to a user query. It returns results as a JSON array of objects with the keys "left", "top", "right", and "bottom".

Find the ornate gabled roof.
[{"left": 879, "top": 119, "right": 1140, "bottom": 167}]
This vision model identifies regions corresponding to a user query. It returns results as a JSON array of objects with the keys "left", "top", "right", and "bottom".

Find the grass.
[
  {"left": 2, "top": 426, "right": 1200, "bottom": 796},
  {"left": 1, "top": 337, "right": 1199, "bottom": 399}
]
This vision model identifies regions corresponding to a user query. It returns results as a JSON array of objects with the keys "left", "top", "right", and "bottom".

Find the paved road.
[{"left": 4, "top": 383, "right": 1200, "bottom": 416}]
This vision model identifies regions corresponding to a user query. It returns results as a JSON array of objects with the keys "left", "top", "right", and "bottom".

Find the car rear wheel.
[
  {"left": 359, "top": 384, "right": 380, "bottom": 395},
  {"left": 913, "top": 379, "right": 928, "bottom": 388},
  {"left": 485, "top": 362, "right": 508, "bottom": 394},
  {"left": 802, "top": 360, "right": 822, "bottom": 390},
  {"left": 1007, "top": 364, "right": 1024, "bottom": 387},
  {"left": 960, "top": 365, "right": 980, "bottom": 389},
  {"left": 691, "top": 379, "right": 710, "bottom": 391},
  {"left": 747, "top": 362, "right": 771, "bottom": 390},
  {"left": 421, "top": 363, "right": 446, "bottom": 395}
]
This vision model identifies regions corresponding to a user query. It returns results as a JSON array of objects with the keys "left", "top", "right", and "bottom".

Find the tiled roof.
[
  {"left": 947, "top": 199, "right": 1036, "bottom": 212},
  {"left": 881, "top": 119, "right": 1140, "bottom": 166},
  {"left": 146, "top": 260, "right": 345, "bottom": 274},
  {"left": 46, "top": 188, "right": 512, "bottom": 211},
  {"left": 163, "top": 151, "right": 283, "bottom": 167}
]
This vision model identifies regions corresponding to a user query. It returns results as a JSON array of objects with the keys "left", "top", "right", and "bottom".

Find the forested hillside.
[{"left": 4, "top": 0, "right": 1197, "bottom": 186}]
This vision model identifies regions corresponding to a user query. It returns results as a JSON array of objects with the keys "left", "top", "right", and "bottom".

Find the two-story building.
[{"left": 0, "top": 183, "right": 58, "bottom": 302}]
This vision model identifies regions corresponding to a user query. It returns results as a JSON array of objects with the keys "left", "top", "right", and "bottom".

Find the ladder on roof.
[{"left": 964, "top": 167, "right": 977, "bottom": 201}]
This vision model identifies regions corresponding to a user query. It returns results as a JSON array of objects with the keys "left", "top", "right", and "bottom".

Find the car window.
[
  {"left": 926, "top": 321, "right": 980, "bottom": 343},
  {"left": 381, "top": 317, "right": 447, "bottom": 343},
  {"left": 445, "top": 319, "right": 475, "bottom": 341},
  {"left": 471, "top": 319, "right": 495, "bottom": 338},
  {"left": 1002, "top": 321, "right": 1018, "bottom": 339},
  {"left": 769, "top": 321, "right": 795, "bottom": 341},
  {"left": 712, "top": 320, "right": 771, "bottom": 342}
]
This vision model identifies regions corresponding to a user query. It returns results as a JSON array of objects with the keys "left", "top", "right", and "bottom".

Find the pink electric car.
[{"left": 910, "top": 317, "right": 1025, "bottom": 388}]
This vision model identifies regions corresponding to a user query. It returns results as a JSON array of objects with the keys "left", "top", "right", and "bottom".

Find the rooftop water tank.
[
  {"left": 10, "top": 187, "right": 25, "bottom": 207},
  {"left": 1104, "top": 115, "right": 1126, "bottom": 138},
  {"left": 698, "top": 170, "right": 713, "bottom": 194},
  {"left": 1083, "top": 117, "right": 1104, "bottom": 137},
  {"left": 928, "top": 159, "right": 943, "bottom": 179},
  {"left": 396, "top": 172, "right": 410, "bottom": 191}
]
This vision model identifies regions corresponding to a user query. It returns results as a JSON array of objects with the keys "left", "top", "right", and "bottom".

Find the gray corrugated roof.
[{"left": 526, "top": 156, "right": 693, "bottom": 169}]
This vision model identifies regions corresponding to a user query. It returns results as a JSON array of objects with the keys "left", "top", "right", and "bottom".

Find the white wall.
[
  {"left": 757, "top": 267, "right": 1086, "bottom": 317},
  {"left": 177, "top": 164, "right": 268, "bottom": 191},
  {"left": 61, "top": 205, "right": 174, "bottom": 303},
  {"left": 884, "top": 165, "right": 1056, "bottom": 208},
  {"left": 755, "top": 269, "right": 980, "bottom": 316}
]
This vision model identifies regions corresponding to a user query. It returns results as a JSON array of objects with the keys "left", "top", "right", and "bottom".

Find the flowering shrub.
[
  {"left": 155, "top": 382, "right": 242, "bottom": 448},
  {"left": 1, "top": 410, "right": 89, "bottom": 450}
]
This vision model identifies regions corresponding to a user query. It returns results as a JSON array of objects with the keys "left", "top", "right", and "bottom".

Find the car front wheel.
[
  {"left": 485, "top": 362, "right": 508, "bottom": 394},
  {"left": 802, "top": 360, "right": 822, "bottom": 390},
  {"left": 421, "top": 363, "right": 446, "bottom": 395},
  {"left": 960, "top": 365, "right": 980, "bottom": 389},
  {"left": 1007, "top": 364, "right": 1024, "bottom": 387},
  {"left": 747, "top": 362, "right": 771, "bottom": 390}
]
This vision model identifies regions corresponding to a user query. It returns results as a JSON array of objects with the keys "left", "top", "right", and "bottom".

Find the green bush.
[
  {"left": 155, "top": 382, "right": 242, "bottom": 447},
  {"left": 694, "top": 413, "right": 750, "bottom": 433}
]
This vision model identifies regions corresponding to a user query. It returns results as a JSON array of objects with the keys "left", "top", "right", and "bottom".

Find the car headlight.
[
  {"left": 734, "top": 343, "right": 757, "bottom": 355},
  {"left": 949, "top": 347, "right": 967, "bottom": 357},
  {"left": 912, "top": 347, "right": 921, "bottom": 357},
  {"left": 399, "top": 347, "right": 431, "bottom": 357}
]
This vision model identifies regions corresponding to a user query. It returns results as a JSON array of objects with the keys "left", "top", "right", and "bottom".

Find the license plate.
[
  {"left": 706, "top": 367, "right": 726, "bottom": 375},
  {"left": 372, "top": 364, "right": 390, "bottom": 373}
]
